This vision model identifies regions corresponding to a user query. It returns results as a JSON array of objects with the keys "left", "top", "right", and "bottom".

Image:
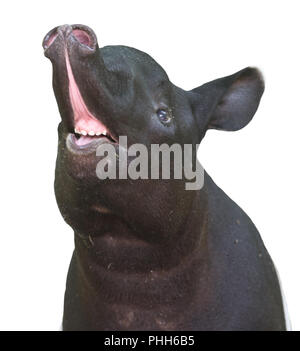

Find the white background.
[{"left": 0, "top": 0, "right": 299, "bottom": 330}]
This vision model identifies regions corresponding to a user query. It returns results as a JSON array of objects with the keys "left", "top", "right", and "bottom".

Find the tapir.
[{"left": 42, "top": 24, "right": 289, "bottom": 331}]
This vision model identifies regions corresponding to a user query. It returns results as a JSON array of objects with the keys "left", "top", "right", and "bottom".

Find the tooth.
[
  {"left": 103, "top": 131, "right": 107, "bottom": 136},
  {"left": 75, "top": 128, "right": 79, "bottom": 134},
  {"left": 81, "top": 130, "right": 87, "bottom": 136},
  {"left": 96, "top": 131, "right": 101, "bottom": 136},
  {"left": 88, "top": 131, "right": 95, "bottom": 136}
]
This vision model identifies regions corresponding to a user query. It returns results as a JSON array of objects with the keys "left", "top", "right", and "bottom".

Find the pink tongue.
[{"left": 76, "top": 135, "right": 95, "bottom": 146}]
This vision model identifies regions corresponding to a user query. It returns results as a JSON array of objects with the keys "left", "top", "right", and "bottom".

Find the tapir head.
[{"left": 43, "top": 24, "right": 264, "bottom": 243}]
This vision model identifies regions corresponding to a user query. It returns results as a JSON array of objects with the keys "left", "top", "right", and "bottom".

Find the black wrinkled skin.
[{"left": 43, "top": 24, "right": 286, "bottom": 330}]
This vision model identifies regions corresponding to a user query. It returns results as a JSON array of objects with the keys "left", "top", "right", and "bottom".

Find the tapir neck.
[
  {"left": 73, "top": 188, "right": 208, "bottom": 295},
  {"left": 63, "top": 185, "right": 210, "bottom": 330}
]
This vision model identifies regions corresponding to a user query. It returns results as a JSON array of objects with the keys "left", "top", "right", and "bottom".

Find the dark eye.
[{"left": 156, "top": 108, "right": 172, "bottom": 124}]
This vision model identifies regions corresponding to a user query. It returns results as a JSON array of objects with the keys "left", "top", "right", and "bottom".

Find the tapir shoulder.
[
  {"left": 204, "top": 173, "right": 265, "bottom": 248},
  {"left": 197, "top": 174, "right": 287, "bottom": 330}
]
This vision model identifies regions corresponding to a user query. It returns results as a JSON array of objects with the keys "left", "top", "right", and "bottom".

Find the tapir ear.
[{"left": 190, "top": 67, "right": 264, "bottom": 131}]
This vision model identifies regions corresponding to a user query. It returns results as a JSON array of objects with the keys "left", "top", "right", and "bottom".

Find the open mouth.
[
  {"left": 66, "top": 47, "right": 117, "bottom": 149},
  {"left": 65, "top": 49, "right": 117, "bottom": 149}
]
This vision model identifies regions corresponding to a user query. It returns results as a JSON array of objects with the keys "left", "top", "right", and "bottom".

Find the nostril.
[
  {"left": 43, "top": 28, "right": 58, "bottom": 50},
  {"left": 72, "top": 29, "right": 92, "bottom": 48},
  {"left": 43, "top": 24, "right": 97, "bottom": 53}
]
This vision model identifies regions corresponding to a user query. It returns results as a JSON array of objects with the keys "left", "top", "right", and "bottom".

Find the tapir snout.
[{"left": 43, "top": 24, "right": 126, "bottom": 139}]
